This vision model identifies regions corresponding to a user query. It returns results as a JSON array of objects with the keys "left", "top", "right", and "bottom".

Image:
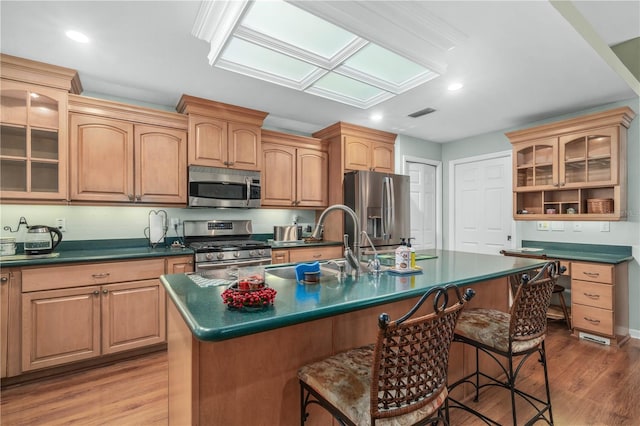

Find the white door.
[
  {"left": 404, "top": 158, "right": 441, "bottom": 250},
  {"left": 452, "top": 153, "right": 512, "bottom": 255}
]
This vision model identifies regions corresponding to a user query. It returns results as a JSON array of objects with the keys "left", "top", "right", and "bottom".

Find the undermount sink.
[{"left": 265, "top": 262, "right": 342, "bottom": 283}]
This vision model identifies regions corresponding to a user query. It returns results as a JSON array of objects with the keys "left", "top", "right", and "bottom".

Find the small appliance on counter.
[
  {"left": 273, "top": 225, "right": 302, "bottom": 242},
  {"left": 24, "top": 225, "right": 62, "bottom": 255}
]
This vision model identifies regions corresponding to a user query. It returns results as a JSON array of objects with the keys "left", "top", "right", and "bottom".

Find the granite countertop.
[
  {"left": 161, "top": 250, "right": 549, "bottom": 342},
  {"left": 0, "top": 238, "right": 193, "bottom": 267},
  {"left": 502, "top": 240, "right": 633, "bottom": 264}
]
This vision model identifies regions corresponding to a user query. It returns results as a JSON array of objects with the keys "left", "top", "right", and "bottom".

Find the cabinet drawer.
[
  {"left": 288, "top": 246, "right": 343, "bottom": 263},
  {"left": 572, "top": 304, "right": 614, "bottom": 336},
  {"left": 571, "top": 262, "right": 612, "bottom": 284},
  {"left": 572, "top": 280, "right": 613, "bottom": 309},
  {"left": 22, "top": 258, "right": 165, "bottom": 292},
  {"left": 271, "top": 250, "right": 290, "bottom": 265}
]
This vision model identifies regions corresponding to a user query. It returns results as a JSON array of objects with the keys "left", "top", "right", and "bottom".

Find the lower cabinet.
[
  {"left": 570, "top": 261, "right": 629, "bottom": 345},
  {"left": 20, "top": 258, "right": 166, "bottom": 372},
  {"left": 166, "top": 255, "right": 194, "bottom": 274},
  {"left": 1, "top": 268, "right": 21, "bottom": 378},
  {"left": 272, "top": 245, "right": 343, "bottom": 264}
]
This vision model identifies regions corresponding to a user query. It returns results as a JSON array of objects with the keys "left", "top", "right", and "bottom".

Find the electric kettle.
[{"left": 24, "top": 225, "right": 62, "bottom": 255}]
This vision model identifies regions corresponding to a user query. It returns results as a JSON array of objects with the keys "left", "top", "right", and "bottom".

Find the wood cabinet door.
[
  {"left": 370, "top": 141, "right": 394, "bottom": 172},
  {"left": 343, "top": 136, "right": 371, "bottom": 171},
  {"left": 512, "top": 138, "right": 559, "bottom": 191},
  {"left": 166, "top": 256, "right": 194, "bottom": 274},
  {"left": 228, "top": 122, "right": 261, "bottom": 171},
  {"left": 70, "top": 114, "right": 134, "bottom": 202},
  {"left": 101, "top": 279, "right": 166, "bottom": 355},
  {"left": 135, "top": 124, "right": 187, "bottom": 204},
  {"left": 297, "top": 148, "right": 328, "bottom": 207},
  {"left": 22, "top": 286, "right": 101, "bottom": 371},
  {"left": 188, "top": 114, "right": 227, "bottom": 167},
  {"left": 559, "top": 127, "right": 618, "bottom": 187},
  {"left": 1, "top": 81, "right": 69, "bottom": 201},
  {"left": 261, "top": 143, "right": 296, "bottom": 207},
  {"left": 1, "top": 272, "right": 8, "bottom": 378}
]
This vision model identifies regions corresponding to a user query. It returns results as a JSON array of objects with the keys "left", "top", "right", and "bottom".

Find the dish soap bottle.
[
  {"left": 395, "top": 238, "right": 410, "bottom": 271},
  {"left": 407, "top": 237, "right": 416, "bottom": 269}
]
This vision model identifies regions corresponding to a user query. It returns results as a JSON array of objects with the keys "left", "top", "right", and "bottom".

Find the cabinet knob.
[
  {"left": 103, "top": 289, "right": 109, "bottom": 294},
  {"left": 135, "top": 195, "right": 142, "bottom": 201},
  {"left": 93, "top": 290, "right": 100, "bottom": 296},
  {"left": 228, "top": 161, "right": 234, "bottom": 166},
  {"left": 0, "top": 276, "right": 8, "bottom": 283},
  {"left": 128, "top": 194, "right": 135, "bottom": 201}
]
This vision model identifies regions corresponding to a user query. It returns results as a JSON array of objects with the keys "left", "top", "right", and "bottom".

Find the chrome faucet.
[{"left": 312, "top": 204, "right": 362, "bottom": 277}]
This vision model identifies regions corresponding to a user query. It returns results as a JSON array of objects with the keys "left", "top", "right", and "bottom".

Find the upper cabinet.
[
  {"left": 261, "top": 130, "right": 328, "bottom": 208},
  {"left": 176, "top": 95, "right": 268, "bottom": 171},
  {"left": 312, "top": 122, "right": 396, "bottom": 242},
  {"left": 68, "top": 95, "right": 188, "bottom": 204},
  {"left": 0, "top": 54, "right": 81, "bottom": 202},
  {"left": 507, "top": 107, "right": 635, "bottom": 221}
]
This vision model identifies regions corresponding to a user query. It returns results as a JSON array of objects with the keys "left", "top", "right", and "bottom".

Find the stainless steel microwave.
[{"left": 188, "top": 166, "right": 261, "bottom": 208}]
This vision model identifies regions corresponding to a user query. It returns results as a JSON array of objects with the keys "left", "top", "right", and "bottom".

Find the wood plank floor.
[{"left": 2, "top": 321, "right": 639, "bottom": 425}]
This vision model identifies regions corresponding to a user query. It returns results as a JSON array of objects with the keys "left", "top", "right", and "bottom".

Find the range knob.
[
  {"left": 258, "top": 249, "right": 265, "bottom": 256},
  {"left": 217, "top": 252, "right": 225, "bottom": 260},
  {"left": 249, "top": 250, "right": 257, "bottom": 257},
  {"left": 233, "top": 251, "right": 240, "bottom": 258},
  {"left": 205, "top": 252, "right": 215, "bottom": 261}
]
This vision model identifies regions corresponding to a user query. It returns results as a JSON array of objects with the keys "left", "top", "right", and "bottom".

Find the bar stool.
[
  {"left": 298, "top": 285, "right": 475, "bottom": 426},
  {"left": 448, "top": 261, "right": 565, "bottom": 425}
]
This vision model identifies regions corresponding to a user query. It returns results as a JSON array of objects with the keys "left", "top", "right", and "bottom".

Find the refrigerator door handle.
[{"left": 382, "top": 177, "right": 394, "bottom": 239}]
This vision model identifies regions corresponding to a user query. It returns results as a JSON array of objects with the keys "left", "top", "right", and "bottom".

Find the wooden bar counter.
[{"left": 161, "top": 250, "right": 547, "bottom": 425}]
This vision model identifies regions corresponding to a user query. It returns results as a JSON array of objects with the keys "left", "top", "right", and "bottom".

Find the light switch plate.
[
  {"left": 551, "top": 222, "right": 564, "bottom": 231},
  {"left": 600, "top": 222, "right": 610, "bottom": 232},
  {"left": 537, "top": 221, "right": 550, "bottom": 231},
  {"left": 573, "top": 222, "right": 583, "bottom": 232}
]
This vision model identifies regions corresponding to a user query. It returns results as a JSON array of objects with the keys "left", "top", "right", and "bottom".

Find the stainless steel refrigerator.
[{"left": 343, "top": 170, "right": 410, "bottom": 251}]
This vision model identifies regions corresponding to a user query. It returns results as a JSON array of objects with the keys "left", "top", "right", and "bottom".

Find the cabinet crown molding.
[
  {"left": 506, "top": 106, "right": 636, "bottom": 144},
  {"left": 261, "top": 129, "right": 326, "bottom": 150},
  {"left": 68, "top": 94, "right": 187, "bottom": 129},
  {"left": 312, "top": 121, "right": 397, "bottom": 144},
  {"left": 0, "top": 53, "right": 82, "bottom": 94},
  {"left": 176, "top": 94, "right": 268, "bottom": 126}
]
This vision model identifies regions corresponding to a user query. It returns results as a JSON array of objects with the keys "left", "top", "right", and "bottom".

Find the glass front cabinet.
[
  {"left": 0, "top": 54, "right": 81, "bottom": 202},
  {"left": 0, "top": 81, "right": 68, "bottom": 200},
  {"left": 508, "top": 107, "right": 635, "bottom": 221}
]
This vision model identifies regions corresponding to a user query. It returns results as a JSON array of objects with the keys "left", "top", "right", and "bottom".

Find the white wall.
[{"left": 440, "top": 97, "right": 640, "bottom": 335}]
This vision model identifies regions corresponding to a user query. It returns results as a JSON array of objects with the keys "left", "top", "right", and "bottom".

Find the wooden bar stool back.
[
  {"left": 448, "top": 261, "right": 565, "bottom": 425},
  {"left": 298, "top": 285, "right": 476, "bottom": 426}
]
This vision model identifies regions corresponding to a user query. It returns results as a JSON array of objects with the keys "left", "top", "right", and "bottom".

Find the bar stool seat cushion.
[
  {"left": 297, "top": 344, "right": 448, "bottom": 426},
  {"left": 456, "top": 308, "right": 545, "bottom": 353}
]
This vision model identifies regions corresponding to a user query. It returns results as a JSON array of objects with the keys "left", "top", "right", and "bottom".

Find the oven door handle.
[
  {"left": 197, "top": 258, "right": 272, "bottom": 270},
  {"left": 246, "top": 177, "right": 251, "bottom": 207}
]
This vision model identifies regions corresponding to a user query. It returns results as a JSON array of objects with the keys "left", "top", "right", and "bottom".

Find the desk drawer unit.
[{"left": 570, "top": 261, "right": 628, "bottom": 346}]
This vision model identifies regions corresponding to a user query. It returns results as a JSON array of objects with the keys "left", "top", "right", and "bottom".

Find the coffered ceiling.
[{"left": 1, "top": 1, "right": 638, "bottom": 143}]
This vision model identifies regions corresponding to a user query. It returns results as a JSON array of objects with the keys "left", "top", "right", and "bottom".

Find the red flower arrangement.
[{"left": 221, "top": 284, "right": 277, "bottom": 310}]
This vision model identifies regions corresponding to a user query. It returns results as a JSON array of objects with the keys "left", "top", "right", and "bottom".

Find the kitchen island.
[{"left": 161, "top": 250, "right": 547, "bottom": 426}]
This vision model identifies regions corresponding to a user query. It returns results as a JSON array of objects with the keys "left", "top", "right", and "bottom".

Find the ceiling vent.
[{"left": 408, "top": 107, "right": 436, "bottom": 118}]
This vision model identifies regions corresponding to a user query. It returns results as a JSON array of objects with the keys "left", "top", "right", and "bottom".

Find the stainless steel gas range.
[{"left": 184, "top": 220, "right": 271, "bottom": 279}]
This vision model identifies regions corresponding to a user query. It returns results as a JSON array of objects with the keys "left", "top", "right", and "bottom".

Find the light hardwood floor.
[{"left": 1, "top": 321, "right": 639, "bottom": 425}]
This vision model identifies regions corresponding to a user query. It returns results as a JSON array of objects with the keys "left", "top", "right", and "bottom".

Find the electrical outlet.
[
  {"left": 55, "top": 218, "right": 66, "bottom": 232},
  {"left": 600, "top": 221, "right": 610, "bottom": 232},
  {"left": 170, "top": 218, "right": 180, "bottom": 228},
  {"left": 551, "top": 222, "right": 565, "bottom": 231},
  {"left": 536, "top": 221, "right": 550, "bottom": 231},
  {"left": 573, "top": 222, "right": 583, "bottom": 232}
]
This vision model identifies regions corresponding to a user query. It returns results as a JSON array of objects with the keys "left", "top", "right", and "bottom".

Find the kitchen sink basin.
[{"left": 265, "top": 262, "right": 342, "bottom": 283}]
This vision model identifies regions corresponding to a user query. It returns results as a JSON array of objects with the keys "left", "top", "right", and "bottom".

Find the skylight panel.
[
  {"left": 241, "top": 0, "right": 359, "bottom": 60},
  {"left": 306, "top": 72, "right": 394, "bottom": 108},
  {"left": 220, "top": 37, "right": 320, "bottom": 84}
]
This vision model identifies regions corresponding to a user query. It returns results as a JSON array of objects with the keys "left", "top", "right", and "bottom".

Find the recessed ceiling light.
[
  {"left": 448, "top": 82, "right": 463, "bottom": 91},
  {"left": 66, "top": 30, "right": 89, "bottom": 43},
  {"left": 370, "top": 113, "right": 383, "bottom": 121}
]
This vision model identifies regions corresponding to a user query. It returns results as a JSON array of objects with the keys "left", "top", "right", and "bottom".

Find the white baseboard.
[{"left": 630, "top": 328, "right": 640, "bottom": 340}]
